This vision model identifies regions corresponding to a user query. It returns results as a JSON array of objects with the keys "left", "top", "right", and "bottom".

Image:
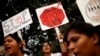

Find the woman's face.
[
  {"left": 42, "top": 42, "right": 51, "bottom": 53},
  {"left": 67, "top": 30, "right": 97, "bottom": 56},
  {"left": 4, "top": 36, "right": 21, "bottom": 56}
]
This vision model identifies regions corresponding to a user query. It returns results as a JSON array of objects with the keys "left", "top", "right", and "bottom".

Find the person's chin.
[
  {"left": 6, "top": 49, "right": 13, "bottom": 55},
  {"left": 45, "top": 50, "right": 51, "bottom": 53},
  {"left": 73, "top": 52, "right": 80, "bottom": 56}
]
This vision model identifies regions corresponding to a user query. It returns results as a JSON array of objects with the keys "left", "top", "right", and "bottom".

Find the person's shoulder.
[{"left": 51, "top": 52, "right": 61, "bottom": 56}]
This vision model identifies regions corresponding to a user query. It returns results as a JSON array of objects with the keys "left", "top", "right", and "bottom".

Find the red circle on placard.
[{"left": 40, "top": 7, "right": 65, "bottom": 27}]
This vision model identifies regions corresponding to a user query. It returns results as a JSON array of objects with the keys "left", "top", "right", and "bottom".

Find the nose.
[
  {"left": 4, "top": 41, "right": 9, "bottom": 47},
  {"left": 68, "top": 43, "right": 75, "bottom": 51}
]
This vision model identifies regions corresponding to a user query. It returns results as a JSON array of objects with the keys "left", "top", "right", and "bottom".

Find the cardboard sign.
[
  {"left": 2, "top": 8, "right": 33, "bottom": 37},
  {"left": 76, "top": 0, "right": 100, "bottom": 26},
  {"left": 36, "top": 2, "right": 69, "bottom": 30}
]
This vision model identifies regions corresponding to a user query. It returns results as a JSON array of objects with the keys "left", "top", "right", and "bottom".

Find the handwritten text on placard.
[
  {"left": 40, "top": 7, "right": 65, "bottom": 27},
  {"left": 2, "top": 8, "right": 33, "bottom": 36}
]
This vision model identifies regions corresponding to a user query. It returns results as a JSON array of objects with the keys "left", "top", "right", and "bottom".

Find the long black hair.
[{"left": 94, "top": 25, "right": 100, "bottom": 46}]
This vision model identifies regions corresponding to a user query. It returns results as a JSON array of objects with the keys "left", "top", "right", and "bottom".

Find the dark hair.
[
  {"left": 41, "top": 41, "right": 52, "bottom": 53},
  {"left": 94, "top": 25, "right": 100, "bottom": 46},
  {"left": 4, "top": 32, "right": 24, "bottom": 53},
  {"left": 41, "top": 41, "right": 52, "bottom": 49},
  {"left": 64, "top": 21, "right": 95, "bottom": 42},
  {"left": 5, "top": 32, "right": 21, "bottom": 43}
]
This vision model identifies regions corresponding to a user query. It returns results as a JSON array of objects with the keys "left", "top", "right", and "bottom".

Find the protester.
[
  {"left": 57, "top": 33, "right": 73, "bottom": 56},
  {"left": 41, "top": 41, "right": 61, "bottom": 56},
  {"left": 4, "top": 32, "right": 28, "bottom": 56},
  {"left": 64, "top": 21, "right": 100, "bottom": 56}
]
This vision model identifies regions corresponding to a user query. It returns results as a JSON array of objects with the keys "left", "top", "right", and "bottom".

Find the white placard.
[
  {"left": 36, "top": 2, "right": 69, "bottom": 30},
  {"left": 2, "top": 8, "right": 33, "bottom": 37},
  {"left": 76, "top": 0, "right": 100, "bottom": 26}
]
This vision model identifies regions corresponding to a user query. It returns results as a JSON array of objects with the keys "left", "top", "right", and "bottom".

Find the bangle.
[{"left": 59, "top": 39, "right": 63, "bottom": 43}]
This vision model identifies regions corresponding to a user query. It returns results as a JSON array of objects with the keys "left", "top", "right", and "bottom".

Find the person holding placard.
[
  {"left": 57, "top": 33, "right": 73, "bottom": 56},
  {"left": 64, "top": 21, "right": 100, "bottom": 56},
  {"left": 4, "top": 32, "right": 29, "bottom": 56}
]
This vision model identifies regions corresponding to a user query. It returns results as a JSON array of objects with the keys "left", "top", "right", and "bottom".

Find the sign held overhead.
[
  {"left": 76, "top": 0, "right": 100, "bottom": 26},
  {"left": 36, "top": 2, "right": 69, "bottom": 30},
  {"left": 2, "top": 8, "right": 33, "bottom": 37}
]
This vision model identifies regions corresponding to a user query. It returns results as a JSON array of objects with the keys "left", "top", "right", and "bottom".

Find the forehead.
[
  {"left": 68, "top": 30, "right": 80, "bottom": 36},
  {"left": 67, "top": 30, "right": 87, "bottom": 41},
  {"left": 43, "top": 42, "right": 49, "bottom": 45},
  {"left": 4, "top": 36, "right": 14, "bottom": 40}
]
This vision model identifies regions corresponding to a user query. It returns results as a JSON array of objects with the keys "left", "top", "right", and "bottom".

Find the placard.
[
  {"left": 76, "top": 0, "right": 100, "bottom": 26},
  {"left": 2, "top": 8, "right": 33, "bottom": 36},
  {"left": 36, "top": 2, "right": 69, "bottom": 30}
]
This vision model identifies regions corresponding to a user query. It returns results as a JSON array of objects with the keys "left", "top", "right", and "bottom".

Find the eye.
[
  {"left": 8, "top": 40, "right": 13, "bottom": 42},
  {"left": 71, "top": 37, "right": 79, "bottom": 42},
  {"left": 4, "top": 39, "right": 13, "bottom": 45},
  {"left": 6, "top": 39, "right": 13, "bottom": 43}
]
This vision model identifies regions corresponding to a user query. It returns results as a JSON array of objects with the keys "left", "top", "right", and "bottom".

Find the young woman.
[
  {"left": 41, "top": 41, "right": 61, "bottom": 56},
  {"left": 4, "top": 32, "right": 27, "bottom": 56},
  {"left": 64, "top": 21, "right": 100, "bottom": 56}
]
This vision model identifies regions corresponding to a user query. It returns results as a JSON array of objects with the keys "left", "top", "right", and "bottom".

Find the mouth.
[
  {"left": 73, "top": 52, "right": 80, "bottom": 56},
  {"left": 5, "top": 47, "right": 11, "bottom": 52},
  {"left": 45, "top": 47, "right": 49, "bottom": 50}
]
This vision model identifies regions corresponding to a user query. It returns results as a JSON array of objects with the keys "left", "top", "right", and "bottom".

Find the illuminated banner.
[
  {"left": 36, "top": 2, "right": 69, "bottom": 30},
  {"left": 2, "top": 8, "right": 33, "bottom": 36},
  {"left": 76, "top": 0, "right": 100, "bottom": 26}
]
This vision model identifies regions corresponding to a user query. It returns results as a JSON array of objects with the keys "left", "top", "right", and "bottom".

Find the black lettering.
[
  {"left": 14, "top": 24, "right": 21, "bottom": 29},
  {"left": 91, "top": 7, "right": 94, "bottom": 11},
  {"left": 7, "top": 28, "right": 14, "bottom": 33},
  {"left": 97, "top": 5, "right": 100, "bottom": 9},
  {"left": 88, "top": 8, "right": 91, "bottom": 12},
  {"left": 3, "top": 22, "right": 10, "bottom": 33},
  {"left": 9, "top": 18, "right": 14, "bottom": 27},
  {"left": 22, "top": 11, "right": 27, "bottom": 22},
  {"left": 22, "top": 19, "right": 31, "bottom": 24},
  {"left": 94, "top": 6, "right": 97, "bottom": 10}
]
